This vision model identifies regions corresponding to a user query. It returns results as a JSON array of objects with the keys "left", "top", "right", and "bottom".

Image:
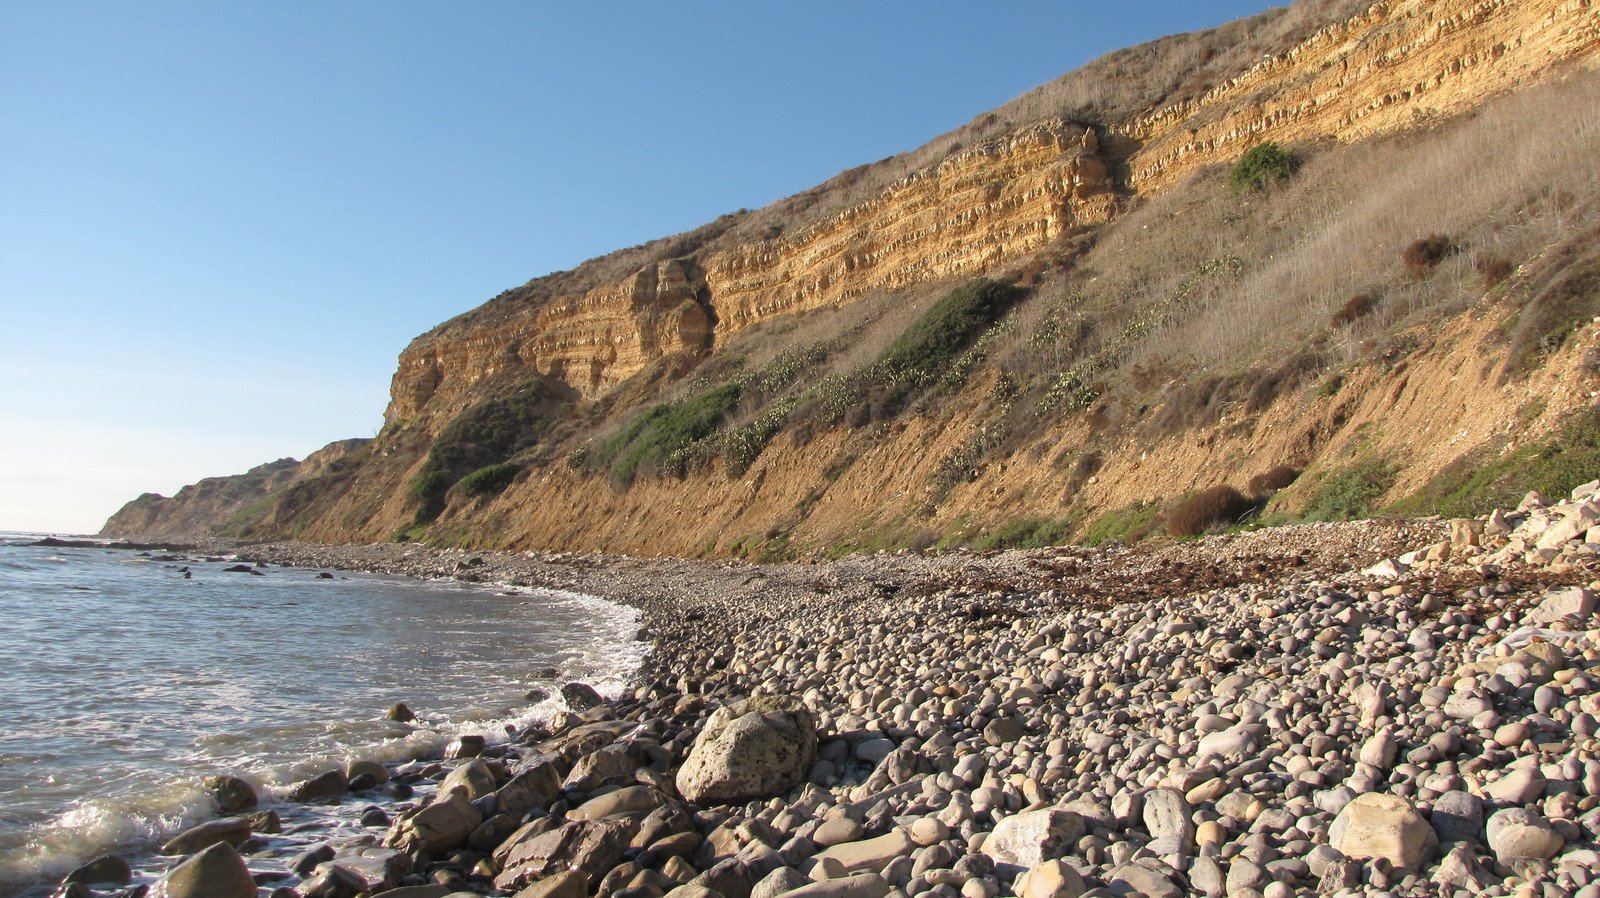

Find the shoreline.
[{"left": 56, "top": 506, "right": 1600, "bottom": 898}]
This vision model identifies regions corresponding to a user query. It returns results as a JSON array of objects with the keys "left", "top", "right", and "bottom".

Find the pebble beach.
[{"left": 56, "top": 481, "right": 1600, "bottom": 898}]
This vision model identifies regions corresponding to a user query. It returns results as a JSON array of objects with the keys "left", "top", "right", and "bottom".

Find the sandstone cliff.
[{"left": 106, "top": 0, "right": 1600, "bottom": 555}]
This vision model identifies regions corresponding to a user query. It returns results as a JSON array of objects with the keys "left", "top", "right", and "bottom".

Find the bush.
[
  {"left": 458, "top": 463, "right": 519, "bottom": 496},
  {"left": 1247, "top": 465, "right": 1300, "bottom": 495},
  {"left": 1330, "top": 293, "right": 1378, "bottom": 328},
  {"left": 603, "top": 382, "right": 744, "bottom": 485},
  {"left": 1300, "top": 458, "right": 1396, "bottom": 521},
  {"left": 1402, "top": 234, "right": 1457, "bottom": 279},
  {"left": 1228, "top": 141, "right": 1298, "bottom": 191},
  {"left": 877, "top": 280, "right": 1022, "bottom": 385},
  {"left": 1167, "top": 485, "right": 1256, "bottom": 537},
  {"left": 1390, "top": 407, "right": 1600, "bottom": 518},
  {"left": 1477, "top": 255, "right": 1515, "bottom": 288},
  {"left": 1083, "top": 501, "right": 1160, "bottom": 546},
  {"left": 409, "top": 377, "right": 570, "bottom": 522}
]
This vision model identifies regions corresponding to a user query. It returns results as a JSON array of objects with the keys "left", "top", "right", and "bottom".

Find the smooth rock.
[
  {"left": 1329, "top": 793, "right": 1437, "bottom": 870},
  {"left": 149, "top": 842, "right": 255, "bottom": 898}
]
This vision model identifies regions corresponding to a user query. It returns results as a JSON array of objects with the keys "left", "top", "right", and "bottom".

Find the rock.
[
  {"left": 386, "top": 702, "right": 416, "bottom": 722},
  {"left": 494, "top": 817, "right": 638, "bottom": 892},
  {"left": 444, "top": 734, "right": 486, "bottom": 760},
  {"left": 1432, "top": 843, "right": 1497, "bottom": 891},
  {"left": 1329, "top": 793, "right": 1437, "bottom": 870},
  {"left": 981, "top": 808, "right": 1086, "bottom": 873},
  {"left": 814, "top": 817, "right": 866, "bottom": 847},
  {"left": 777, "top": 873, "right": 891, "bottom": 898},
  {"left": 562, "top": 682, "right": 605, "bottom": 711},
  {"left": 1528, "top": 585, "right": 1597, "bottom": 625},
  {"left": 244, "top": 809, "right": 280, "bottom": 833},
  {"left": 160, "top": 817, "right": 253, "bottom": 855},
  {"left": 387, "top": 792, "right": 483, "bottom": 854},
  {"left": 1486, "top": 808, "right": 1565, "bottom": 863},
  {"left": 1485, "top": 768, "right": 1546, "bottom": 804},
  {"left": 1141, "top": 788, "right": 1194, "bottom": 856},
  {"left": 495, "top": 761, "right": 563, "bottom": 819},
  {"left": 380, "top": 888, "right": 449, "bottom": 898},
  {"left": 1105, "top": 863, "right": 1181, "bottom": 898},
  {"left": 438, "top": 758, "right": 497, "bottom": 800},
  {"left": 149, "top": 842, "right": 255, "bottom": 898},
  {"left": 809, "top": 829, "right": 913, "bottom": 875},
  {"left": 510, "top": 870, "right": 586, "bottom": 898},
  {"left": 568, "top": 785, "right": 664, "bottom": 821},
  {"left": 204, "top": 776, "right": 257, "bottom": 813},
  {"left": 564, "top": 745, "right": 639, "bottom": 791},
  {"left": 752, "top": 866, "right": 811, "bottom": 898},
  {"left": 676, "top": 698, "right": 818, "bottom": 804},
  {"left": 64, "top": 855, "right": 132, "bottom": 885},
  {"left": 1017, "top": 859, "right": 1087, "bottom": 898},
  {"left": 288, "top": 769, "right": 348, "bottom": 802},
  {"left": 346, "top": 759, "right": 390, "bottom": 787},
  {"left": 1429, "top": 790, "right": 1484, "bottom": 844},
  {"left": 983, "top": 717, "right": 1025, "bottom": 745}
]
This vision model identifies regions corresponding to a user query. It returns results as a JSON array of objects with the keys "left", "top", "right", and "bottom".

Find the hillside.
[{"left": 105, "top": 0, "right": 1600, "bottom": 556}]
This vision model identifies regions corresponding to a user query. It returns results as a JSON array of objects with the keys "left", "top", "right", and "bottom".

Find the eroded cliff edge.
[{"left": 107, "top": 0, "right": 1600, "bottom": 553}]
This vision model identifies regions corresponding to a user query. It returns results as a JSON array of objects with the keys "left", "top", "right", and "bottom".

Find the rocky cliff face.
[
  {"left": 106, "top": 0, "right": 1600, "bottom": 554},
  {"left": 101, "top": 440, "right": 370, "bottom": 541},
  {"left": 382, "top": 0, "right": 1598, "bottom": 434}
]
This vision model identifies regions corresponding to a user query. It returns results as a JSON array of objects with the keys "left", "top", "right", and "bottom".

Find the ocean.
[{"left": 0, "top": 533, "right": 644, "bottom": 896}]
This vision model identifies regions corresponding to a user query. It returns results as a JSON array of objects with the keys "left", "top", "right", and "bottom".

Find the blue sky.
[{"left": 0, "top": 2, "right": 1280, "bottom": 533}]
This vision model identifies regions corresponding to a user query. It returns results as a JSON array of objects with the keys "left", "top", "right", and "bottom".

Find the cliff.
[{"left": 106, "top": 0, "right": 1600, "bottom": 555}]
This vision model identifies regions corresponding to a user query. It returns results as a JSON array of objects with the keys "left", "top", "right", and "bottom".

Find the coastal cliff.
[{"left": 107, "top": 0, "right": 1600, "bottom": 555}]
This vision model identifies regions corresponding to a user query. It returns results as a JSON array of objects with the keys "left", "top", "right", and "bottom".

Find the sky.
[{"left": 0, "top": 1, "right": 1282, "bottom": 534}]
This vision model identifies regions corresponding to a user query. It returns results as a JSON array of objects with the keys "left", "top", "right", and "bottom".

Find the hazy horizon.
[{"left": 1, "top": 1, "right": 1282, "bottom": 533}]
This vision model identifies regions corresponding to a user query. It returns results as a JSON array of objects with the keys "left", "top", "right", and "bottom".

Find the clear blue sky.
[{"left": 1, "top": 1, "right": 1279, "bottom": 534}]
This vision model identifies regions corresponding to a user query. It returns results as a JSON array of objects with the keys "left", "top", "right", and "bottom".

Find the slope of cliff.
[{"left": 105, "top": 0, "right": 1600, "bottom": 555}]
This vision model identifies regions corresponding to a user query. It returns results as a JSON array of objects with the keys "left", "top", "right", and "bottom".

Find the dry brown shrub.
[
  {"left": 1331, "top": 293, "right": 1378, "bottom": 328},
  {"left": 1167, "top": 485, "right": 1255, "bottom": 537},
  {"left": 1477, "top": 255, "right": 1515, "bottom": 288},
  {"left": 1402, "top": 235, "right": 1458, "bottom": 279},
  {"left": 1247, "top": 465, "right": 1300, "bottom": 495}
]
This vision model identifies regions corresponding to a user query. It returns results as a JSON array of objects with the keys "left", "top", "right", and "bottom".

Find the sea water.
[{"left": 0, "top": 533, "right": 644, "bottom": 895}]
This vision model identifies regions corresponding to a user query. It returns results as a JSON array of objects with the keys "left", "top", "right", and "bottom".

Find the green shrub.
[
  {"left": 1083, "top": 501, "right": 1160, "bottom": 546},
  {"left": 607, "top": 382, "right": 744, "bottom": 485},
  {"left": 878, "top": 280, "right": 1021, "bottom": 385},
  {"left": 458, "top": 463, "right": 520, "bottom": 496},
  {"left": 1390, "top": 406, "right": 1600, "bottom": 518},
  {"left": 409, "top": 377, "right": 569, "bottom": 522},
  {"left": 1228, "top": 141, "right": 1297, "bottom": 191},
  {"left": 972, "top": 517, "right": 1075, "bottom": 550},
  {"left": 1300, "top": 457, "right": 1397, "bottom": 521},
  {"left": 1167, "top": 485, "right": 1255, "bottom": 537}
]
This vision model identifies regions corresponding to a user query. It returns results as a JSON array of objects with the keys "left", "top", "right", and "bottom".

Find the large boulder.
[
  {"left": 494, "top": 761, "right": 563, "bottom": 819},
  {"left": 437, "top": 759, "right": 497, "bottom": 800},
  {"left": 1330, "top": 793, "right": 1437, "bottom": 870},
  {"left": 386, "top": 792, "right": 483, "bottom": 854},
  {"left": 493, "top": 817, "right": 639, "bottom": 892},
  {"left": 981, "top": 808, "right": 1086, "bottom": 873},
  {"left": 203, "top": 776, "right": 257, "bottom": 814},
  {"left": 676, "top": 698, "right": 817, "bottom": 805},
  {"left": 1487, "top": 808, "right": 1565, "bottom": 863},
  {"left": 149, "top": 842, "right": 255, "bottom": 898}
]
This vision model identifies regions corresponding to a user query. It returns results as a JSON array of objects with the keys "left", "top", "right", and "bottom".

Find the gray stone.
[
  {"left": 149, "top": 842, "right": 255, "bottom": 898},
  {"left": 1486, "top": 807, "right": 1564, "bottom": 863},
  {"left": 160, "top": 817, "right": 252, "bottom": 856},
  {"left": 677, "top": 698, "right": 818, "bottom": 805},
  {"left": 1429, "top": 790, "right": 1484, "bottom": 844},
  {"left": 981, "top": 808, "right": 1086, "bottom": 873}
]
